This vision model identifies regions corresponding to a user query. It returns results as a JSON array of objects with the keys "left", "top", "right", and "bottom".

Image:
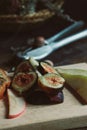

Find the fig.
[
  {"left": 29, "top": 57, "right": 39, "bottom": 70},
  {"left": 38, "top": 73, "right": 65, "bottom": 95},
  {"left": 44, "top": 60, "right": 54, "bottom": 66},
  {"left": 12, "top": 72, "right": 37, "bottom": 94},
  {"left": 40, "top": 62, "right": 57, "bottom": 74},
  {"left": 48, "top": 91, "right": 64, "bottom": 104},
  {"left": 25, "top": 89, "right": 50, "bottom": 105},
  {"left": 25, "top": 89, "right": 64, "bottom": 105},
  {"left": 15, "top": 60, "right": 33, "bottom": 73}
]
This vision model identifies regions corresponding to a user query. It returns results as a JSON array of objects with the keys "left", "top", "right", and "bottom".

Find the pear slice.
[
  {"left": 58, "top": 68, "right": 87, "bottom": 103},
  {"left": 7, "top": 89, "right": 26, "bottom": 119}
]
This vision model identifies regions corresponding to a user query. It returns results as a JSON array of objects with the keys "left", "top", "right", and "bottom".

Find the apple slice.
[{"left": 7, "top": 89, "right": 26, "bottom": 119}]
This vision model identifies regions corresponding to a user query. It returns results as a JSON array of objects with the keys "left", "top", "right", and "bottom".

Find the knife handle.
[
  {"left": 46, "top": 21, "right": 85, "bottom": 43},
  {"left": 51, "top": 29, "right": 87, "bottom": 50}
]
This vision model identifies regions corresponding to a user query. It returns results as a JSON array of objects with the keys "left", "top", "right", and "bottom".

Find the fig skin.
[
  {"left": 25, "top": 89, "right": 64, "bottom": 105},
  {"left": 39, "top": 62, "right": 57, "bottom": 74},
  {"left": 44, "top": 60, "right": 54, "bottom": 67},
  {"left": 25, "top": 89, "right": 50, "bottom": 105},
  {"left": 15, "top": 60, "right": 33, "bottom": 73},
  {"left": 12, "top": 72, "right": 37, "bottom": 94},
  {"left": 48, "top": 91, "right": 64, "bottom": 104},
  {"left": 38, "top": 73, "right": 65, "bottom": 95},
  {"left": 29, "top": 57, "right": 39, "bottom": 70}
]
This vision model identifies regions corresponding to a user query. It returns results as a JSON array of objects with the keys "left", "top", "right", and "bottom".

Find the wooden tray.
[{"left": 0, "top": 63, "right": 87, "bottom": 130}]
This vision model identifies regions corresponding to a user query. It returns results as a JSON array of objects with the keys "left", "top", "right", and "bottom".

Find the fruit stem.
[{"left": 35, "top": 70, "right": 42, "bottom": 77}]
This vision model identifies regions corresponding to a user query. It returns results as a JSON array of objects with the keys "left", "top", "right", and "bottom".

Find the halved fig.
[
  {"left": 12, "top": 72, "right": 37, "bottom": 94},
  {"left": 44, "top": 60, "right": 54, "bottom": 67},
  {"left": 38, "top": 73, "right": 65, "bottom": 95},
  {"left": 15, "top": 60, "right": 33, "bottom": 73},
  {"left": 29, "top": 57, "right": 39, "bottom": 70},
  {"left": 40, "top": 62, "right": 57, "bottom": 74}
]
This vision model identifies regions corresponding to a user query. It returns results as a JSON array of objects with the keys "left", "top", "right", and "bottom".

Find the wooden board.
[{"left": 0, "top": 63, "right": 87, "bottom": 130}]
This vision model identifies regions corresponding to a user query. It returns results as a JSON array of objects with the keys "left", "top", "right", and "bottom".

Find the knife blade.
[{"left": 17, "top": 29, "right": 87, "bottom": 60}]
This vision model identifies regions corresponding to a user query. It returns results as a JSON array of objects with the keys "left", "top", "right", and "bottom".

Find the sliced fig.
[
  {"left": 48, "top": 91, "right": 64, "bottom": 104},
  {"left": 38, "top": 73, "right": 65, "bottom": 95},
  {"left": 12, "top": 72, "right": 37, "bottom": 94},
  {"left": 40, "top": 62, "right": 57, "bottom": 74},
  {"left": 44, "top": 60, "right": 54, "bottom": 66},
  {"left": 15, "top": 60, "right": 33, "bottom": 73},
  {"left": 29, "top": 57, "right": 39, "bottom": 70}
]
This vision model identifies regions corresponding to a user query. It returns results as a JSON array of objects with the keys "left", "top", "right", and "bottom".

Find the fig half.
[
  {"left": 38, "top": 73, "right": 65, "bottom": 95},
  {"left": 15, "top": 60, "right": 33, "bottom": 73},
  {"left": 12, "top": 72, "right": 37, "bottom": 94},
  {"left": 40, "top": 62, "right": 57, "bottom": 74},
  {"left": 29, "top": 57, "right": 39, "bottom": 70}
]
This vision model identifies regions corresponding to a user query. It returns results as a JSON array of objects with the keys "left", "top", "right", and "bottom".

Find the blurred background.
[
  {"left": 63, "top": 0, "right": 87, "bottom": 22},
  {"left": 0, "top": 0, "right": 87, "bottom": 70}
]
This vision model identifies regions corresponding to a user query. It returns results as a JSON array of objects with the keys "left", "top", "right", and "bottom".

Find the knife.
[
  {"left": 46, "top": 21, "right": 84, "bottom": 44},
  {"left": 16, "top": 21, "right": 85, "bottom": 59},
  {"left": 17, "top": 29, "right": 87, "bottom": 60}
]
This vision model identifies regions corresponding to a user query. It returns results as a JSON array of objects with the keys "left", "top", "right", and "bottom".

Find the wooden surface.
[{"left": 0, "top": 63, "right": 87, "bottom": 130}]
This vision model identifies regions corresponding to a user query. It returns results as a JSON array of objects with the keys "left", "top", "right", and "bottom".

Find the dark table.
[
  {"left": 0, "top": 17, "right": 87, "bottom": 71},
  {"left": 0, "top": 0, "right": 87, "bottom": 70}
]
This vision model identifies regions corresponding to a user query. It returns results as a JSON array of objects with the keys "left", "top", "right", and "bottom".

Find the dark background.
[
  {"left": 0, "top": 0, "right": 87, "bottom": 70},
  {"left": 63, "top": 0, "right": 87, "bottom": 22}
]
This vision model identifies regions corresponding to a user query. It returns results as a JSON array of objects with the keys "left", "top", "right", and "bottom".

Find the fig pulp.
[
  {"left": 15, "top": 60, "right": 33, "bottom": 73},
  {"left": 40, "top": 62, "right": 57, "bottom": 74},
  {"left": 44, "top": 60, "right": 54, "bottom": 66},
  {"left": 38, "top": 73, "right": 65, "bottom": 95},
  {"left": 12, "top": 72, "right": 37, "bottom": 94}
]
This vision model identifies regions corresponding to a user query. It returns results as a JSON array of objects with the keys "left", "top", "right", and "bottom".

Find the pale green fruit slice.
[{"left": 58, "top": 68, "right": 87, "bottom": 103}]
